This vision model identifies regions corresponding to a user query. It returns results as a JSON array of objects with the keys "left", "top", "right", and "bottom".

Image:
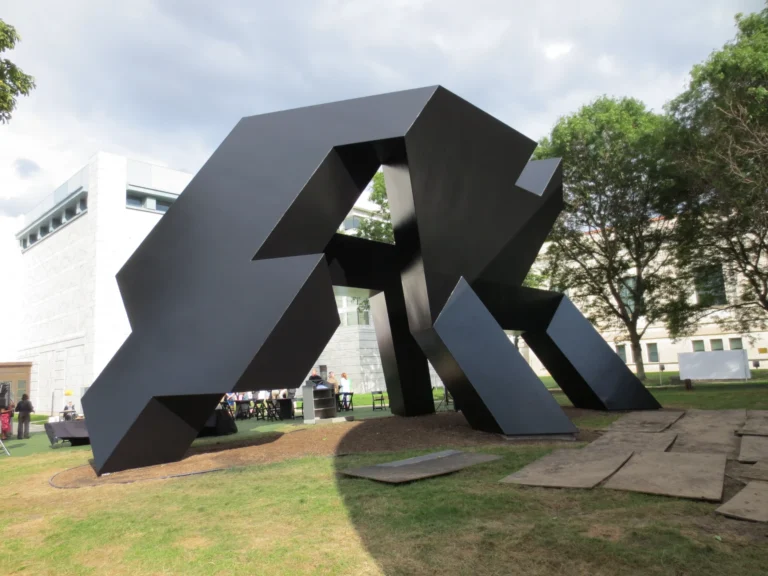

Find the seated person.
[
  {"left": 63, "top": 400, "right": 77, "bottom": 420},
  {"left": 308, "top": 369, "right": 323, "bottom": 383}
]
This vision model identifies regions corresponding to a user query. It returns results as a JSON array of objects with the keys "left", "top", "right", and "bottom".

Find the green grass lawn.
[
  {"left": 10, "top": 413, "right": 48, "bottom": 423},
  {"left": 2, "top": 383, "right": 768, "bottom": 575},
  {"left": 542, "top": 369, "right": 768, "bottom": 389}
]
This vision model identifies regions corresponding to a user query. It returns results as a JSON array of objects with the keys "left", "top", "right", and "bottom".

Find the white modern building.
[{"left": 15, "top": 153, "right": 193, "bottom": 414}]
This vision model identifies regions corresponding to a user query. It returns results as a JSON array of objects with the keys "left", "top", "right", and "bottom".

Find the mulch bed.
[{"left": 50, "top": 408, "right": 601, "bottom": 489}]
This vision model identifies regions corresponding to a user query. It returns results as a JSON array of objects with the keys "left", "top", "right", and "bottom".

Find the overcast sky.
[{"left": 0, "top": 0, "right": 763, "bottom": 358}]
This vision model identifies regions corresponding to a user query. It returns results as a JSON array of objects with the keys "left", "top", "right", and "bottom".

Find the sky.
[{"left": 0, "top": 0, "right": 764, "bottom": 358}]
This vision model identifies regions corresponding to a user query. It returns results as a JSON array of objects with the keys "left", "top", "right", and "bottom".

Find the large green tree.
[
  {"left": 536, "top": 97, "right": 689, "bottom": 380},
  {"left": 0, "top": 19, "right": 35, "bottom": 123},
  {"left": 667, "top": 3, "right": 768, "bottom": 334},
  {"left": 355, "top": 172, "right": 394, "bottom": 244}
]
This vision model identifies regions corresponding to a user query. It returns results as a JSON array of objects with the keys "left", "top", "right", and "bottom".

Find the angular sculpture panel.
[{"left": 83, "top": 86, "right": 659, "bottom": 475}]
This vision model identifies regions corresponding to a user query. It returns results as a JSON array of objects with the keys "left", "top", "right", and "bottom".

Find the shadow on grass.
[
  {"left": 330, "top": 409, "right": 768, "bottom": 576},
  {"left": 329, "top": 409, "right": 608, "bottom": 575}
]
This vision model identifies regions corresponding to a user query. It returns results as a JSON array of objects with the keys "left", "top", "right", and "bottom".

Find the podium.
[{"left": 302, "top": 382, "right": 338, "bottom": 424}]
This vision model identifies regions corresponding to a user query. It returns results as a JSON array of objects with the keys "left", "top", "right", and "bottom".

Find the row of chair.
[{"left": 233, "top": 399, "right": 301, "bottom": 421}]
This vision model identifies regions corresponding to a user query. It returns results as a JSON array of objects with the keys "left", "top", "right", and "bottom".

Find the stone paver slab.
[
  {"left": 738, "top": 411, "right": 768, "bottom": 437},
  {"left": 716, "top": 481, "right": 768, "bottom": 523},
  {"left": 739, "top": 436, "right": 768, "bottom": 463},
  {"left": 499, "top": 449, "right": 633, "bottom": 489},
  {"left": 604, "top": 451, "right": 726, "bottom": 501},
  {"left": 583, "top": 431, "right": 677, "bottom": 455},
  {"left": 731, "top": 461, "right": 768, "bottom": 483},
  {"left": 606, "top": 410, "right": 684, "bottom": 433},
  {"left": 342, "top": 451, "right": 501, "bottom": 484},
  {"left": 669, "top": 409, "right": 745, "bottom": 458}
]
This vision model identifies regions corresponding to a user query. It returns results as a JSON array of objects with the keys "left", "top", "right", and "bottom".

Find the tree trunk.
[{"left": 629, "top": 335, "right": 646, "bottom": 381}]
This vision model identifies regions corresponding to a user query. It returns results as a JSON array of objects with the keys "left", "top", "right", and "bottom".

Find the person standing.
[
  {"left": 339, "top": 373, "right": 351, "bottom": 410},
  {"left": 327, "top": 372, "right": 339, "bottom": 394},
  {"left": 16, "top": 394, "right": 34, "bottom": 440},
  {"left": 0, "top": 401, "right": 13, "bottom": 440},
  {"left": 340, "top": 373, "right": 351, "bottom": 394}
]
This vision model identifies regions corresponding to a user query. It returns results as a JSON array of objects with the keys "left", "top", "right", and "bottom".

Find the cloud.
[
  {"left": 13, "top": 158, "right": 41, "bottom": 179},
  {"left": 544, "top": 43, "right": 573, "bottom": 60}
]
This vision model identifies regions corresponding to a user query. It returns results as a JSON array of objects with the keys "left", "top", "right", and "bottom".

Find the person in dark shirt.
[
  {"left": 15, "top": 394, "right": 34, "bottom": 440},
  {"left": 308, "top": 369, "right": 323, "bottom": 384}
]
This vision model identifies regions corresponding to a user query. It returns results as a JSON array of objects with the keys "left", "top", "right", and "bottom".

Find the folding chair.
[
  {"left": 371, "top": 390, "right": 385, "bottom": 411},
  {"left": 341, "top": 392, "right": 354, "bottom": 412},
  {"left": 236, "top": 402, "right": 250, "bottom": 420},
  {"left": 435, "top": 387, "right": 453, "bottom": 411},
  {"left": 265, "top": 399, "right": 280, "bottom": 422},
  {"left": 253, "top": 400, "right": 266, "bottom": 421}
]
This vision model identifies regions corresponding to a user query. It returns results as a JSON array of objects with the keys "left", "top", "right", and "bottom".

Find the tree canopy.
[
  {"left": 355, "top": 172, "right": 394, "bottom": 244},
  {"left": 536, "top": 97, "right": 689, "bottom": 379},
  {"left": 667, "top": 3, "right": 768, "bottom": 333},
  {"left": 0, "top": 19, "right": 35, "bottom": 123}
]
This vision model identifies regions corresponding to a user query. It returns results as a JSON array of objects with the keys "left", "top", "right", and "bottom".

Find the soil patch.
[
  {"left": 585, "top": 524, "right": 623, "bottom": 542},
  {"left": 51, "top": 410, "right": 594, "bottom": 489}
]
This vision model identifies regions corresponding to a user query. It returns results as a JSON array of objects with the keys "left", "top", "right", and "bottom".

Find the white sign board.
[{"left": 678, "top": 350, "right": 751, "bottom": 380}]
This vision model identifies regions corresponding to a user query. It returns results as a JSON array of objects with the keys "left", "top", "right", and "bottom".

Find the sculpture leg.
[
  {"left": 523, "top": 296, "right": 661, "bottom": 410},
  {"left": 472, "top": 284, "right": 660, "bottom": 411},
  {"left": 370, "top": 286, "right": 434, "bottom": 417},
  {"left": 414, "top": 278, "right": 576, "bottom": 436}
]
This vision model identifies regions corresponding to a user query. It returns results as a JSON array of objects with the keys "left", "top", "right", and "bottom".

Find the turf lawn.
[{"left": 1, "top": 383, "right": 768, "bottom": 575}]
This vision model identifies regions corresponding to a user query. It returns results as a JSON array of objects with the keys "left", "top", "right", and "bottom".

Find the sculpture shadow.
[
  {"left": 85, "top": 427, "right": 285, "bottom": 476},
  {"left": 331, "top": 411, "right": 575, "bottom": 575}
]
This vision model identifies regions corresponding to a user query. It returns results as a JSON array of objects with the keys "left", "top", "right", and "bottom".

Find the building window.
[
  {"left": 52, "top": 216, "right": 62, "bottom": 229},
  {"left": 20, "top": 238, "right": 27, "bottom": 249},
  {"left": 729, "top": 338, "right": 744, "bottom": 350},
  {"left": 126, "top": 194, "right": 144, "bottom": 208},
  {"left": 692, "top": 340, "right": 705, "bottom": 352},
  {"left": 156, "top": 200, "right": 172, "bottom": 213},
  {"left": 343, "top": 216, "right": 362, "bottom": 230},
  {"left": 619, "top": 276, "right": 642, "bottom": 315},
  {"left": 79, "top": 197, "right": 88, "bottom": 212},
  {"left": 40, "top": 224, "right": 50, "bottom": 237},
  {"left": 65, "top": 205, "right": 77, "bottom": 219},
  {"left": 616, "top": 344, "right": 627, "bottom": 363},
  {"left": 646, "top": 343, "right": 659, "bottom": 363},
  {"left": 694, "top": 265, "right": 727, "bottom": 307},
  {"left": 710, "top": 339, "right": 724, "bottom": 351},
  {"left": 126, "top": 192, "right": 174, "bottom": 213}
]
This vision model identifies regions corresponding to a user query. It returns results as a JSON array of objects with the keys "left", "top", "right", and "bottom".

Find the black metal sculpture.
[{"left": 83, "top": 86, "right": 659, "bottom": 474}]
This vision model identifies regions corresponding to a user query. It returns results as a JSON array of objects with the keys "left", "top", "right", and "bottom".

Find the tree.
[
  {"left": 536, "top": 97, "right": 690, "bottom": 380},
  {"left": 355, "top": 172, "right": 394, "bottom": 244},
  {"left": 0, "top": 19, "right": 35, "bottom": 123},
  {"left": 667, "top": 4, "right": 768, "bottom": 334}
]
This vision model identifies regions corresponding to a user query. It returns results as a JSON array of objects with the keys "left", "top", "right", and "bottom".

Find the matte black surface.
[
  {"left": 197, "top": 409, "right": 238, "bottom": 438},
  {"left": 84, "top": 85, "right": 658, "bottom": 474},
  {"left": 430, "top": 279, "right": 576, "bottom": 435},
  {"left": 44, "top": 421, "right": 90, "bottom": 446},
  {"left": 475, "top": 286, "right": 660, "bottom": 411}
]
